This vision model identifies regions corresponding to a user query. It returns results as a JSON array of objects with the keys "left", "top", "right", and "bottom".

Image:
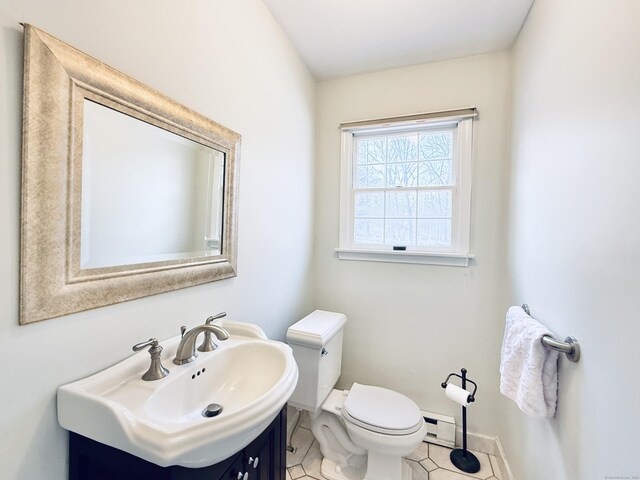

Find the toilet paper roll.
[{"left": 445, "top": 383, "right": 472, "bottom": 407}]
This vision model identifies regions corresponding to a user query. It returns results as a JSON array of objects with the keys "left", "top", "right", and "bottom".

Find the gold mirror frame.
[{"left": 20, "top": 25, "right": 241, "bottom": 324}]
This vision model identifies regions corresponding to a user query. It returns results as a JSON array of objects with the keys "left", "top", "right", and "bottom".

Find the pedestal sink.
[{"left": 57, "top": 321, "right": 299, "bottom": 468}]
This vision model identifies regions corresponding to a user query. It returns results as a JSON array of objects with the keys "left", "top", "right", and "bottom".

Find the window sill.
[{"left": 335, "top": 248, "right": 474, "bottom": 267}]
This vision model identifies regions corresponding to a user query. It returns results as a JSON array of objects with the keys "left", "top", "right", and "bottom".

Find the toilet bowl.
[{"left": 287, "top": 311, "right": 428, "bottom": 480}]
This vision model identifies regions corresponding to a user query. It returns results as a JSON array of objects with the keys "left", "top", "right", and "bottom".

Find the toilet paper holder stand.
[{"left": 441, "top": 368, "right": 480, "bottom": 474}]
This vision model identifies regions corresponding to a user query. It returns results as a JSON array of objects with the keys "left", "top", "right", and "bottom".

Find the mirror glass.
[{"left": 80, "top": 100, "right": 225, "bottom": 269}]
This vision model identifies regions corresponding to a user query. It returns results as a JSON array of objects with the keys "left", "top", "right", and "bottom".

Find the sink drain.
[{"left": 202, "top": 403, "right": 223, "bottom": 418}]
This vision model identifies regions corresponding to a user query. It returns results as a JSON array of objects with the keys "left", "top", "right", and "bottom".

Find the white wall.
[
  {"left": 504, "top": 0, "right": 640, "bottom": 478},
  {"left": 0, "top": 1, "right": 316, "bottom": 478},
  {"left": 314, "top": 52, "right": 512, "bottom": 436}
]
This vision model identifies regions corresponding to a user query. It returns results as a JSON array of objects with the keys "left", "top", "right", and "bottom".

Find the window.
[{"left": 337, "top": 108, "right": 476, "bottom": 266}]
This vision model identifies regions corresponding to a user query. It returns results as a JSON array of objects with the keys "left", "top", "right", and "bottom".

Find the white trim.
[
  {"left": 339, "top": 131, "right": 354, "bottom": 249},
  {"left": 335, "top": 248, "right": 474, "bottom": 267},
  {"left": 495, "top": 436, "right": 516, "bottom": 480},
  {"left": 456, "top": 117, "right": 473, "bottom": 254},
  {"left": 338, "top": 114, "right": 475, "bottom": 264},
  {"left": 451, "top": 430, "right": 515, "bottom": 480},
  {"left": 349, "top": 120, "right": 459, "bottom": 136}
]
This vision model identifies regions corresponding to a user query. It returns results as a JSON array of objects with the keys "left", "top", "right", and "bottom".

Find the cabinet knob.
[
  {"left": 248, "top": 456, "right": 259, "bottom": 468},
  {"left": 237, "top": 472, "right": 248, "bottom": 480}
]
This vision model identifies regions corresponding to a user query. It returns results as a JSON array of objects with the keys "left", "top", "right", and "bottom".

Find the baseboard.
[
  {"left": 495, "top": 436, "right": 515, "bottom": 480},
  {"left": 454, "top": 429, "right": 515, "bottom": 480}
]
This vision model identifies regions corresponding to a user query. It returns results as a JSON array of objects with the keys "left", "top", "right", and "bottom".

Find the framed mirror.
[{"left": 20, "top": 25, "right": 240, "bottom": 324}]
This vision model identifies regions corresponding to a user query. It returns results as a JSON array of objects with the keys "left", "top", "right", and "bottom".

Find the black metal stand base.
[{"left": 450, "top": 448, "right": 481, "bottom": 473}]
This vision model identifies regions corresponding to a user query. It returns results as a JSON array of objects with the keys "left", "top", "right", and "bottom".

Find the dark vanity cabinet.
[
  {"left": 220, "top": 415, "right": 281, "bottom": 480},
  {"left": 69, "top": 406, "right": 286, "bottom": 480}
]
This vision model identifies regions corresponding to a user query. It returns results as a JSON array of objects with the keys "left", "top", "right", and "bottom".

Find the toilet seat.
[{"left": 341, "top": 383, "right": 423, "bottom": 436}]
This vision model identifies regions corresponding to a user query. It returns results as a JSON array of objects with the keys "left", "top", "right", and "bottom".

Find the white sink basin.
[{"left": 57, "top": 321, "right": 299, "bottom": 468}]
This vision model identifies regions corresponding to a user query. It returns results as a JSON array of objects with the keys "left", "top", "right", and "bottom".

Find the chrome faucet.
[
  {"left": 198, "top": 312, "right": 227, "bottom": 352},
  {"left": 174, "top": 323, "right": 229, "bottom": 365}
]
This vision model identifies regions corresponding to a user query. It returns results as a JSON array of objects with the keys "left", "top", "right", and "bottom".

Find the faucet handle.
[
  {"left": 205, "top": 312, "right": 227, "bottom": 325},
  {"left": 198, "top": 312, "right": 227, "bottom": 352},
  {"left": 132, "top": 338, "right": 169, "bottom": 381},
  {"left": 133, "top": 338, "right": 159, "bottom": 352},
  {"left": 180, "top": 326, "right": 187, "bottom": 338}
]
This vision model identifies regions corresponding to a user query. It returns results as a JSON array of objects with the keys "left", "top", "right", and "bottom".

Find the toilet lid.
[{"left": 342, "top": 383, "right": 423, "bottom": 435}]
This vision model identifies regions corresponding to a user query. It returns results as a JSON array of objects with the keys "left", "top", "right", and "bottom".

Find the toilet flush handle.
[{"left": 321, "top": 348, "right": 328, "bottom": 357}]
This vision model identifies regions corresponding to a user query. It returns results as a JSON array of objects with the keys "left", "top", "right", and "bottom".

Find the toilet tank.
[{"left": 286, "top": 310, "right": 347, "bottom": 411}]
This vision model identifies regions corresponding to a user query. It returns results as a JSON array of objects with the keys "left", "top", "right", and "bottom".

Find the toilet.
[{"left": 287, "top": 310, "right": 428, "bottom": 480}]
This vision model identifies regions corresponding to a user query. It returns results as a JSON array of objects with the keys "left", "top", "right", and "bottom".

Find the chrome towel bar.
[{"left": 521, "top": 304, "right": 581, "bottom": 362}]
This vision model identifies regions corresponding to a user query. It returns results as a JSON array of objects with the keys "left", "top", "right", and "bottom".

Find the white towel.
[{"left": 500, "top": 306, "right": 559, "bottom": 417}]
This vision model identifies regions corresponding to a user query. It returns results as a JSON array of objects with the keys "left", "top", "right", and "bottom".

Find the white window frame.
[{"left": 336, "top": 109, "right": 476, "bottom": 267}]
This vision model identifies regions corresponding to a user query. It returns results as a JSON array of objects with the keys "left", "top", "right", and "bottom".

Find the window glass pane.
[
  {"left": 418, "top": 160, "right": 452, "bottom": 186},
  {"left": 357, "top": 138, "right": 386, "bottom": 164},
  {"left": 385, "top": 191, "right": 416, "bottom": 218},
  {"left": 385, "top": 219, "right": 416, "bottom": 245},
  {"left": 356, "top": 165, "right": 386, "bottom": 188},
  {"left": 348, "top": 125, "right": 462, "bottom": 252},
  {"left": 387, "top": 162, "right": 418, "bottom": 187},
  {"left": 419, "top": 131, "right": 452, "bottom": 160},
  {"left": 417, "top": 190, "right": 452, "bottom": 218},
  {"left": 417, "top": 219, "right": 452, "bottom": 246},
  {"left": 354, "top": 192, "right": 384, "bottom": 218},
  {"left": 388, "top": 135, "right": 417, "bottom": 163},
  {"left": 354, "top": 219, "right": 384, "bottom": 245}
]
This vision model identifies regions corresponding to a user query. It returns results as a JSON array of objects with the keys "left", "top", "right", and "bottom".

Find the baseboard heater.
[{"left": 420, "top": 410, "right": 456, "bottom": 448}]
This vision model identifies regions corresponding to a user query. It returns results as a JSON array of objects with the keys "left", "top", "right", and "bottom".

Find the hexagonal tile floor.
[{"left": 286, "top": 416, "right": 503, "bottom": 480}]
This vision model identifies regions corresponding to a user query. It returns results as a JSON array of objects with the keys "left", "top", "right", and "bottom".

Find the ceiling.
[{"left": 262, "top": 0, "right": 534, "bottom": 79}]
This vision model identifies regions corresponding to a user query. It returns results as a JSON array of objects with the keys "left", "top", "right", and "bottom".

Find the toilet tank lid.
[{"left": 286, "top": 310, "right": 347, "bottom": 348}]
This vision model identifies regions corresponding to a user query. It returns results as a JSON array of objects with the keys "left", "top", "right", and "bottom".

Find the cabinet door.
[
  {"left": 243, "top": 406, "right": 288, "bottom": 480},
  {"left": 243, "top": 431, "right": 271, "bottom": 480},
  {"left": 223, "top": 454, "right": 250, "bottom": 480}
]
